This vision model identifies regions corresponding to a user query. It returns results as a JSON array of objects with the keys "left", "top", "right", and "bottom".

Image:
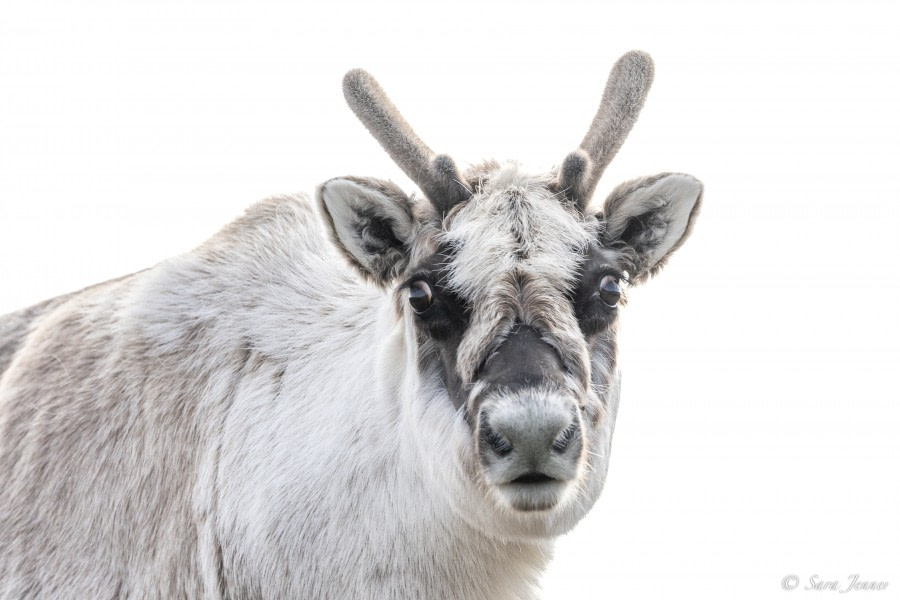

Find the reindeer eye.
[
  {"left": 598, "top": 275, "right": 621, "bottom": 308},
  {"left": 408, "top": 281, "right": 433, "bottom": 313}
]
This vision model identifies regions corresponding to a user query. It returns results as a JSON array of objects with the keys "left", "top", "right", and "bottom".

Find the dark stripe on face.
[
  {"left": 471, "top": 322, "right": 566, "bottom": 410},
  {"left": 405, "top": 237, "right": 626, "bottom": 412},
  {"left": 402, "top": 243, "right": 472, "bottom": 408}
]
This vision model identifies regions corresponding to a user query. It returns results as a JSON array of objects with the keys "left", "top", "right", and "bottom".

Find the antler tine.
[
  {"left": 343, "top": 69, "right": 473, "bottom": 215},
  {"left": 558, "top": 51, "right": 655, "bottom": 210}
]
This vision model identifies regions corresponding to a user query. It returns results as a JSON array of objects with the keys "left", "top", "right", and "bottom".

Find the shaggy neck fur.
[
  {"left": 211, "top": 247, "right": 554, "bottom": 598},
  {"left": 208, "top": 209, "right": 554, "bottom": 598},
  {"left": 0, "top": 194, "right": 557, "bottom": 599}
]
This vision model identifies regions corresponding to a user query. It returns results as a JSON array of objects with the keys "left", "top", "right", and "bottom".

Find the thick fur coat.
[
  {"left": 0, "top": 191, "right": 618, "bottom": 598},
  {"left": 0, "top": 52, "right": 702, "bottom": 599}
]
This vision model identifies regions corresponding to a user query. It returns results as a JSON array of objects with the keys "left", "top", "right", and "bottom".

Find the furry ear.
[
  {"left": 599, "top": 173, "right": 703, "bottom": 283},
  {"left": 317, "top": 176, "right": 416, "bottom": 285}
]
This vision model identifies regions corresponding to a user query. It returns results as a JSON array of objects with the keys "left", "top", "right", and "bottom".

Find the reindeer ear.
[
  {"left": 599, "top": 173, "right": 703, "bottom": 283},
  {"left": 318, "top": 176, "right": 416, "bottom": 285}
]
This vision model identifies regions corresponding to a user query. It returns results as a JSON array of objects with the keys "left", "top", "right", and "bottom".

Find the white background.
[{"left": 1, "top": 1, "right": 898, "bottom": 598}]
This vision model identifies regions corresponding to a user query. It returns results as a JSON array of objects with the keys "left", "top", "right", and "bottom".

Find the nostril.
[
  {"left": 482, "top": 420, "right": 513, "bottom": 456},
  {"left": 551, "top": 418, "right": 579, "bottom": 453}
]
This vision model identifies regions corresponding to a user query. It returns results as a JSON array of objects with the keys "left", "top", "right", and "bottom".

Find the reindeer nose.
[{"left": 480, "top": 398, "right": 581, "bottom": 475}]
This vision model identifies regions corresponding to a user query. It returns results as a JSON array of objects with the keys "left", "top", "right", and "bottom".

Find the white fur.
[
  {"left": 0, "top": 193, "right": 622, "bottom": 599},
  {"left": 604, "top": 173, "right": 701, "bottom": 269},
  {"left": 441, "top": 164, "right": 593, "bottom": 384},
  {"left": 321, "top": 178, "right": 415, "bottom": 267}
]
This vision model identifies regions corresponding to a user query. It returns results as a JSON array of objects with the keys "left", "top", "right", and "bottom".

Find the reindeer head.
[{"left": 318, "top": 52, "right": 701, "bottom": 536}]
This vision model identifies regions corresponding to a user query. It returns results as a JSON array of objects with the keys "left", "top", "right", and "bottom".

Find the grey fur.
[
  {"left": 560, "top": 50, "right": 656, "bottom": 209},
  {"left": 601, "top": 172, "right": 704, "bottom": 282},
  {"left": 316, "top": 176, "right": 415, "bottom": 284},
  {"left": 343, "top": 69, "right": 473, "bottom": 215},
  {"left": 346, "top": 52, "right": 654, "bottom": 214},
  {"left": 0, "top": 298, "right": 66, "bottom": 377}
]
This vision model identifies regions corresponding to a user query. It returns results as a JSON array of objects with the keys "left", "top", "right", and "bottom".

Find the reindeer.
[{"left": 0, "top": 51, "right": 702, "bottom": 599}]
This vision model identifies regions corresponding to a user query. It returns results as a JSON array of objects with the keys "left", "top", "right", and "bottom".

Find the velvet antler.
[
  {"left": 558, "top": 51, "right": 656, "bottom": 210},
  {"left": 343, "top": 69, "right": 473, "bottom": 215}
]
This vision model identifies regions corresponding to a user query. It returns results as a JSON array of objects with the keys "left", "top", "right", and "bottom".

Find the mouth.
[{"left": 496, "top": 472, "right": 569, "bottom": 512}]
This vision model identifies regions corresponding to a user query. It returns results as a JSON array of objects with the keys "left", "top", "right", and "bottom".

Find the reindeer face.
[
  {"left": 402, "top": 164, "right": 611, "bottom": 513},
  {"left": 318, "top": 52, "right": 702, "bottom": 533}
]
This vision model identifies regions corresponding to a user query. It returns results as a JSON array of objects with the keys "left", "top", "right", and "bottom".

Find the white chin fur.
[{"left": 494, "top": 480, "right": 570, "bottom": 512}]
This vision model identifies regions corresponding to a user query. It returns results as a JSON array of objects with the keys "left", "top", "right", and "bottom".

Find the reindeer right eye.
[{"left": 408, "top": 281, "right": 434, "bottom": 313}]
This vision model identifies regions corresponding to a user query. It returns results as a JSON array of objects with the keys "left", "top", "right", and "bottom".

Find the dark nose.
[
  {"left": 477, "top": 323, "right": 566, "bottom": 391},
  {"left": 475, "top": 323, "right": 581, "bottom": 483}
]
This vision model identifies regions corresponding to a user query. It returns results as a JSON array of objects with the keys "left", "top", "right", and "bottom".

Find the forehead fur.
[
  {"left": 435, "top": 163, "right": 594, "bottom": 384},
  {"left": 441, "top": 163, "right": 592, "bottom": 298}
]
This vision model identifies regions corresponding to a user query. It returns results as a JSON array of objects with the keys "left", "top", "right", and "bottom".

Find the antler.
[
  {"left": 343, "top": 69, "right": 473, "bottom": 215},
  {"left": 558, "top": 51, "right": 656, "bottom": 210}
]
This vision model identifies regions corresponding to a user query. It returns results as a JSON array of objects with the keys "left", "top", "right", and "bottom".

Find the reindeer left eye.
[
  {"left": 597, "top": 275, "right": 621, "bottom": 308},
  {"left": 408, "top": 281, "right": 434, "bottom": 313}
]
